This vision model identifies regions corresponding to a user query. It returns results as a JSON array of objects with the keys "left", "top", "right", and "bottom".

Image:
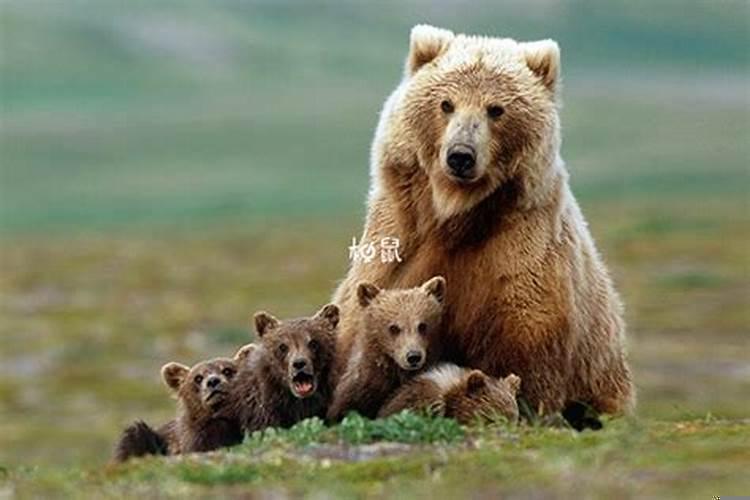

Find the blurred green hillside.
[{"left": 0, "top": 1, "right": 748, "bottom": 495}]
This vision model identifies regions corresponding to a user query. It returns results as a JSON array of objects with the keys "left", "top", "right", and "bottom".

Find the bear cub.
[
  {"left": 236, "top": 304, "right": 339, "bottom": 432},
  {"left": 378, "top": 363, "right": 521, "bottom": 424},
  {"left": 112, "top": 352, "right": 247, "bottom": 463},
  {"left": 327, "top": 276, "right": 445, "bottom": 421}
]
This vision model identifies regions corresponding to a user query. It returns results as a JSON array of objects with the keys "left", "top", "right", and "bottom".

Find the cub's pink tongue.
[{"left": 295, "top": 381, "right": 313, "bottom": 396}]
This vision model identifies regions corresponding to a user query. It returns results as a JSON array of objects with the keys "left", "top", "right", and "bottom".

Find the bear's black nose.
[
  {"left": 447, "top": 148, "right": 476, "bottom": 177},
  {"left": 292, "top": 358, "right": 308, "bottom": 370},
  {"left": 406, "top": 351, "right": 423, "bottom": 367},
  {"left": 206, "top": 376, "right": 221, "bottom": 388}
]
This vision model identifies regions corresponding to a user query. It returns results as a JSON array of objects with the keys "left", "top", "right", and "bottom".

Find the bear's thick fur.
[
  {"left": 378, "top": 364, "right": 521, "bottom": 424},
  {"left": 327, "top": 276, "right": 445, "bottom": 421},
  {"left": 333, "top": 25, "right": 634, "bottom": 416},
  {"left": 236, "top": 304, "right": 339, "bottom": 432},
  {"left": 112, "top": 355, "right": 244, "bottom": 462}
]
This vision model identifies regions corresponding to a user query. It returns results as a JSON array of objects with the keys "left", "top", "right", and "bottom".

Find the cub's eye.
[
  {"left": 487, "top": 105, "right": 505, "bottom": 119},
  {"left": 388, "top": 324, "right": 401, "bottom": 336},
  {"left": 440, "top": 100, "right": 454, "bottom": 114},
  {"left": 417, "top": 322, "right": 428, "bottom": 335},
  {"left": 222, "top": 367, "right": 234, "bottom": 378},
  {"left": 308, "top": 339, "right": 320, "bottom": 351},
  {"left": 194, "top": 375, "right": 203, "bottom": 385},
  {"left": 278, "top": 344, "right": 288, "bottom": 355}
]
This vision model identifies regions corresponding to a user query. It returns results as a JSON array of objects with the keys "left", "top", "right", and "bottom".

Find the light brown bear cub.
[
  {"left": 112, "top": 348, "right": 252, "bottom": 463},
  {"left": 236, "top": 304, "right": 339, "bottom": 432},
  {"left": 327, "top": 276, "right": 445, "bottom": 421},
  {"left": 378, "top": 363, "right": 521, "bottom": 424}
]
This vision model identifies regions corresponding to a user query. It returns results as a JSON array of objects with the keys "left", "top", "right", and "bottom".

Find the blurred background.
[{"left": 0, "top": 0, "right": 747, "bottom": 467}]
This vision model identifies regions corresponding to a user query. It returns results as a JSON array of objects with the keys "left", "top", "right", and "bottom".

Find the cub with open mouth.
[{"left": 236, "top": 303, "right": 339, "bottom": 432}]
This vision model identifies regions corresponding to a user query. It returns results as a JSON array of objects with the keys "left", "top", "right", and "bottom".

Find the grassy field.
[{"left": 1, "top": 0, "right": 749, "bottom": 497}]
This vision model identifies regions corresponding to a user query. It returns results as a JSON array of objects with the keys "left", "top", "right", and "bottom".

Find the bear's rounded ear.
[
  {"left": 254, "top": 311, "right": 279, "bottom": 338},
  {"left": 315, "top": 303, "right": 340, "bottom": 329},
  {"left": 357, "top": 282, "right": 381, "bottom": 307},
  {"left": 407, "top": 24, "right": 454, "bottom": 75},
  {"left": 466, "top": 370, "right": 487, "bottom": 394},
  {"left": 422, "top": 276, "right": 446, "bottom": 304},
  {"left": 161, "top": 362, "right": 190, "bottom": 392},
  {"left": 521, "top": 39, "right": 560, "bottom": 93},
  {"left": 234, "top": 343, "right": 256, "bottom": 364},
  {"left": 504, "top": 373, "right": 521, "bottom": 394}
]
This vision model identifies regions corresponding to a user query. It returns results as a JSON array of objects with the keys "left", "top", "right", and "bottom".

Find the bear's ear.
[
  {"left": 504, "top": 373, "right": 521, "bottom": 394},
  {"left": 161, "top": 362, "right": 190, "bottom": 392},
  {"left": 254, "top": 311, "right": 279, "bottom": 338},
  {"left": 466, "top": 370, "right": 487, "bottom": 394},
  {"left": 407, "top": 24, "right": 454, "bottom": 75},
  {"left": 234, "top": 343, "right": 256, "bottom": 364},
  {"left": 315, "top": 303, "right": 340, "bottom": 329},
  {"left": 421, "top": 275, "right": 446, "bottom": 304},
  {"left": 357, "top": 282, "right": 381, "bottom": 307},
  {"left": 521, "top": 39, "right": 560, "bottom": 92}
]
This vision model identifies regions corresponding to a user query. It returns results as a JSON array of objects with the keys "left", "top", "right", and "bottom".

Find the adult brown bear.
[{"left": 333, "top": 25, "right": 634, "bottom": 419}]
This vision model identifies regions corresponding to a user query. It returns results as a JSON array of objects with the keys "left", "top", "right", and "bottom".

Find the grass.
[{"left": 4, "top": 416, "right": 748, "bottom": 498}]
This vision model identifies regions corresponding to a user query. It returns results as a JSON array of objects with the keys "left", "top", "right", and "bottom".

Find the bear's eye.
[
  {"left": 278, "top": 343, "right": 288, "bottom": 355},
  {"left": 194, "top": 375, "right": 203, "bottom": 385},
  {"left": 417, "top": 322, "right": 428, "bottom": 335},
  {"left": 222, "top": 367, "right": 234, "bottom": 378},
  {"left": 308, "top": 339, "right": 319, "bottom": 351},
  {"left": 388, "top": 324, "right": 401, "bottom": 336},
  {"left": 487, "top": 105, "right": 505, "bottom": 119},
  {"left": 440, "top": 100, "right": 454, "bottom": 114}
]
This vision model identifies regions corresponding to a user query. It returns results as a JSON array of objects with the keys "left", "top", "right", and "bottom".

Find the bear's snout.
[{"left": 446, "top": 144, "right": 477, "bottom": 180}]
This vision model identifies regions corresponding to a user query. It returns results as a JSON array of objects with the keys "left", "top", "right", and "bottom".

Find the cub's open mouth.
[
  {"left": 291, "top": 372, "right": 316, "bottom": 398},
  {"left": 205, "top": 390, "right": 226, "bottom": 402}
]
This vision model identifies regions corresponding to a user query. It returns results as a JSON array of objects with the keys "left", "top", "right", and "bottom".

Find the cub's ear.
[
  {"left": 357, "top": 282, "right": 381, "bottom": 307},
  {"left": 407, "top": 24, "right": 454, "bottom": 75},
  {"left": 422, "top": 276, "right": 446, "bottom": 304},
  {"left": 161, "top": 362, "right": 190, "bottom": 392},
  {"left": 521, "top": 39, "right": 560, "bottom": 92},
  {"left": 234, "top": 343, "right": 256, "bottom": 363},
  {"left": 254, "top": 311, "right": 279, "bottom": 338},
  {"left": 466, "top": 370, "right": 487, "bottom": 394},
  {"left": 504, "top": 373, "right": 522, "bottom": 394},
  {"left": 315, "top": 303, "right": 340, "bottom": 329}
]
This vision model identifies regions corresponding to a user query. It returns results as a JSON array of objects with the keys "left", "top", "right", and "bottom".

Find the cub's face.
[
  {"left": 162, "top": 357, "right": 239, "bottom": 416},
  {"left": 357, "top": 276, "right": 445, "bottom": 372},
  {"left": 402, "top": 25, "right": 561, "bottom": 218},
  {"left": 446, "top": 370, "right": 521, "bottom": 423},
  {"left": 253, "top": 304, "right": 338, "bottom": 399}
]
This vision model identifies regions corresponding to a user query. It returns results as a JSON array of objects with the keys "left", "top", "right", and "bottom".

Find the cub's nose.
[
  {"left": 406, "top": 351, "right": 424, "bottom": 368},
  {"left": 292, "top": 358, "right": 308, "bottom": 370},
  {"left": 206, "top": 376, "right": 221, "bottom": 389},
  {"left": 447, "top": 146, "right": 476, "bottom": 178}
]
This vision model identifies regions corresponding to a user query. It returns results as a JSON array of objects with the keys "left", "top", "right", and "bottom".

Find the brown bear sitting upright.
[
  {"left": 236, "top": 304, "right": 339, "bottom": 432},
  {"left": 327, "top": 276, "right": 445, "bottom": 421},
  {"left": 378, "top": 364, "right": 521, "bottom": 424},
  {"left": 333, "top": 25, "right": 634, "bottom": 419}
]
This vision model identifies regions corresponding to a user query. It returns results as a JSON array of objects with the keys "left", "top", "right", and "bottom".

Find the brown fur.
[
  {"left": 333, "top": 25, "right": 634, "bottom": 417},
  {"left": 327, "top": 277, "right": 445, "bottom": 421},
  {"left": 112, "top": 355, "right": 245, "bottom": 463},
  {"left": 378, "top": 364, "right": 521, "bottom": 424},
  {"left": 236, "top": 304, "right": 338, "bottom": 432}
]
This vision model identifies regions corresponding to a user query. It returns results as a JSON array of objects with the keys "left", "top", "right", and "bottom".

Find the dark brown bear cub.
[
  {"left": 112, "top": 352, "right": 248, "bottom": 463},
  {"left": 378, "top": 363, "right": 521, "bottom": 424},
  {"left": 327, "top": 276, "right": 445, "bottom": 422},
  {"left": 237, "top": 304, "right": 338, "bottom": 432}
]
